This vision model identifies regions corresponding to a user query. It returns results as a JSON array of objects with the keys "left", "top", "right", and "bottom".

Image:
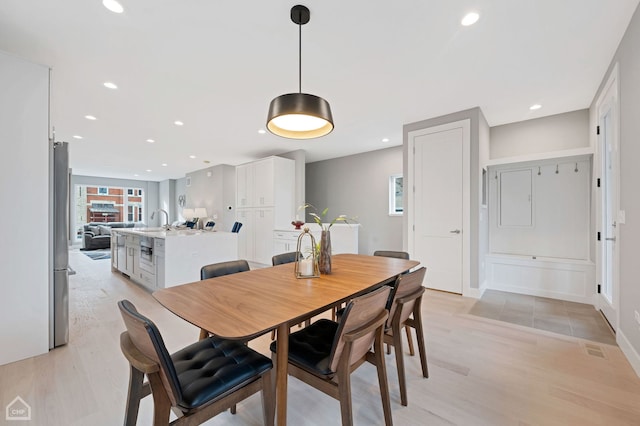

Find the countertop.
[{"left": 112, "top": 227, "right": 234, "bottom": 239}]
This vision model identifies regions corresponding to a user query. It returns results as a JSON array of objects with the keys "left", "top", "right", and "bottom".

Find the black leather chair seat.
[
  {"left": 269, "top": 319, "right": 338, "bottom": 378},
  {"left": 172, "top": 336, "right": 272, "bottom": 410}
]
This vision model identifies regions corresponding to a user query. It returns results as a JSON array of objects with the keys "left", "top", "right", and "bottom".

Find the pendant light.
[{"left": 267, "top": 5, "right": 334, "bottom": 139}]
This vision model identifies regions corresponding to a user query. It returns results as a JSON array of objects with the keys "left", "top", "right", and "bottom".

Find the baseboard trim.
[
  {"left": 464, "top": 284, "right": 486, "bottom": 299},
  {"left": 617, "top": 329, "right": 640, "bottom": 378}
]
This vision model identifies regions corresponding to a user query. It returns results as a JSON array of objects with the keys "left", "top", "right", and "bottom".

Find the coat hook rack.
[
  {"left": 555, "top": 164, "right": 559, "bottom": 174},
  {"left": 574, "top": 162, "right": 579, "bottom": 172}
]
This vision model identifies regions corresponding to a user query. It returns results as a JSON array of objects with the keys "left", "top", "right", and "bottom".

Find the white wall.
[
  {"left": 490, "top": 109, "right": 590, "bottom": 159},
  {"left": 591, "top": 3, "right": 640, "bottom": 375},
  {"left": 185, "top": 164, "right": 235, "bottom": 231},
  {"left": 0, "top": 51, "right": 50, "bottom": 365}
]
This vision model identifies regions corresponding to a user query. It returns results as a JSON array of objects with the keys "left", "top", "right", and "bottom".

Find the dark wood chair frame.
[
  {"left": 383, "top": 267, "right": 429, "bottom": 406},
  {"left": 119, "top": 327, "right": 274, "bottom": 426},
  {"left": 275, "top": 286, "right": 394, "bottom": 426}
]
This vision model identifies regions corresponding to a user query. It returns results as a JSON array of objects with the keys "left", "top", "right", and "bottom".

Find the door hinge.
[
  {"left": 597, "top": 284, "right": 601, "bottom": 294},
  {"left": 597, "top": 178, "right": 601, "bottom": 188},
  {"left": 597, "top": 231, "right": 601, "bottom": 241},
  {"left": 596, "top": 125, "right": 600, "bottom": 135}
]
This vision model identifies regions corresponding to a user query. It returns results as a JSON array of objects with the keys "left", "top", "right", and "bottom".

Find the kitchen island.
[{"left": 111, "top": 228, "right": 238, "bottom": 290}]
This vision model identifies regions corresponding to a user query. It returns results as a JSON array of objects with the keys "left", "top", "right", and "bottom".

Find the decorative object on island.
[
  {"left": 291, "top": 220, "right": 305, "bottom": 230},
  {"left": 266, "top": 4, "right": 334, "bottom": 140},
  {"left": 194, "top": 207, "right": 208, "bottom": 229},
  {"left": 301, "top": 204, "right": 357, "bottom": 274},
  {"left": 295, "top": 227, "right": 319, "bottom": 278}
]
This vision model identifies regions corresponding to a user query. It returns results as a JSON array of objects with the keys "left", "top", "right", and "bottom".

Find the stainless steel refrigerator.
[{"left": 51, "top": 141, "right": 69, "bottom": 348}]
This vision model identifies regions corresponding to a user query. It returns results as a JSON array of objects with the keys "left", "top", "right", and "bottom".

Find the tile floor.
[{"left": 468, "top": 289, "right": 616, "bottom": 345}]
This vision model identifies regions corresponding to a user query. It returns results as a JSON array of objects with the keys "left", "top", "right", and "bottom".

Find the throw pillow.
[
  {"left": 88, "top": 225, "right": 101, "bottom": 235},
  {"left": 98, "top": 225, "right": 112, "bottom": 236}
]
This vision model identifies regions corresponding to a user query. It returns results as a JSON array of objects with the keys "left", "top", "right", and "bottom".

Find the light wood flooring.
[{"left": 1, "top": 249, "right": 639, "bottom": 425}]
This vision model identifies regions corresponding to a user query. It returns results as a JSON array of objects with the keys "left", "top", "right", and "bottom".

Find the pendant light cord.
[{"left": 298, "top": 14, "right": 302, "bottom": 93}]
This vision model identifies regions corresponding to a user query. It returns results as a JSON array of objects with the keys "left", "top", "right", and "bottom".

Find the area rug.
[{"left": 83, "top": 250, "right": 111, "bottom": 261}]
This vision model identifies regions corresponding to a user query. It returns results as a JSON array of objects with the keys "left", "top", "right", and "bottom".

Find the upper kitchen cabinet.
[{"left": 236, "top": 157, "right": 295, "bottom": 211}]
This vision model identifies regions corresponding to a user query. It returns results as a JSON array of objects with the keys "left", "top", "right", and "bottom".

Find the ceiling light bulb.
[
  {"left": 174, "top": 120, "right": 184, "bottom": 126},
  {"left": 102, "top": 0, "right": 124, "bottom": 14},
  {"left": 382, "top": 138, "right": 390, "bottom": 143},
  {"left": 189, "top": 155, "right": 196, "bottom": 159},
  {"left": 146, "top": 139, "right": 155, "bottom": 143},
  {"left": 73, "top": 135, "right": 83, "bottom": 139},
  {"left": 461, "top": 12, "right": 480, "bottom": 26},
  {"left": 162, "top": 163, "right": 168, "bottom": 167},
  {"left": 103, "top": 82, "right": 118, "bottom": 89},
  {"left": 85, "top": 115, "right": 97, "bottom": 120},
  {"left": 530, "top": 104, "right": 542, "bottom": 110},
  {"left": 258, "top": 129, "right": 266, "bottom": 134}
]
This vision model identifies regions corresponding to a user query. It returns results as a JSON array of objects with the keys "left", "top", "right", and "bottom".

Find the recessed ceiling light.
[
  {"left": 530, "top": 104, "right": 542, "bottom": 110},
  {"left": 73, "top": 135, "right": 83, "bottom": 139},
  {"left": 102, "top": 0, "right": 124, "bottom": 14},
  {"left": 382, "top": 138, "right": 390, "bottom": 143},
  {"left": 174, "top": 120, "right": 184, "bottom": 126},
  {"left": 161, "top": 163, "right": 168, "bottom": 167},
  {"left": 134, "top": 173, "right": 139, "bottom": 177},
  {"left": 461, "top": 12, "right": 480, "bottom": 26},
  {"left": 258, "top": 129, "right": 266, "bottom": 134},
  {"left": 146, "top": 139, "right": 155, "bottom": 143},
  {"left": 103, "top": 81, "right": 118, "bottom": 89},
  {"left": 189, "top": 155, "right": 196, "bottom": 159},
  {"left": 85, "top": 115, "right": 97, "bottom": 120},
  {"left": 146, "top": 169, "right": 152, "bottom": 172}
]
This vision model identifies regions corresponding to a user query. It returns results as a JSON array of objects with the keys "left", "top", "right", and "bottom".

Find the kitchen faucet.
[{"left": 151, "top": 209, "right": 171, "bottom": 230}]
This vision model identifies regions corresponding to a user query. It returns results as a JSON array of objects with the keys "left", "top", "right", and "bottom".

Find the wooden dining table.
[{"left": 152, "top": 253, "right": 419, "bottom": 425}]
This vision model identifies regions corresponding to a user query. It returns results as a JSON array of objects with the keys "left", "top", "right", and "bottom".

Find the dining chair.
[
  {"left": 117, "top": 299, "right": 275, "bottom": 426},
  {"left": 231, "top": 221, "right": 243, "bottom": 233},
  {"left": 270, "top": 285, "right": 394, "bottom": 426},
  {"left": 270, "top": 251, "right": 306, "bottom": 339},
  {"left": 373, "top": 250, "right": 416, "bottom": 356},
  {"left": 199, "top": 259, "right": 250, "bottom": 340},
  {"left": 383, "top": 267, "right": 429, "bottom": 406}
]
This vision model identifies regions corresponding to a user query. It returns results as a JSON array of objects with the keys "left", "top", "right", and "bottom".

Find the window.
[
  {"left": 98, "top": 187, "right": 108, "bottom": 195},
  {"left": 389, "top": 174, "right": 403, "bottom": 216}
]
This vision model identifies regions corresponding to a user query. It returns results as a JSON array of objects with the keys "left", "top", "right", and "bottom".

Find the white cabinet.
[
  {"left": 273, "top": 224, "right": 360, "bottom": 256},
  {"left": 124, "top": 234, "right": 140, "bottom": 277},
  {"left": 236, "top": 156, "right": 295, "bottom": 264}
]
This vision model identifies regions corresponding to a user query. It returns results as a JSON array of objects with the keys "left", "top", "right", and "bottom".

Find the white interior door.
[
  {"left": 596, "top": 65, "right": 619, "bottom": 331},
  {"left": 411, "top": 122, "right": 468, "bottom": 294}
]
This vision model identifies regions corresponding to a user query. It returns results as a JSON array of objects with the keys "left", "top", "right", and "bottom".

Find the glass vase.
[{"left": 319, "top": 230, "right": 332, "bottom": 274}]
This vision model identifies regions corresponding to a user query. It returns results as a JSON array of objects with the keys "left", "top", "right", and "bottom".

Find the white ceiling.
[{"left": 1, "top": 0, "right": 638, "bottom": 181}]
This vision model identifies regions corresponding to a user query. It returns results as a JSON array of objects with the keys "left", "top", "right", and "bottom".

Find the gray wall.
[
  {"left": 306, "top": 146, "right": 403, "bottom": 255},
  {"left": 158, "top": 179, "right": 176, "bottom": 223},
  {"left": 591, "top": 4, "right": 640, "bottom": 370},
  {"left": 185, "top": 164, "right": 236, "bottom": 230},
  {"left": 403, "top": 107, "right": 485, "bottom": 290},
  {"left": 490, "top": 109, "right": 590, "bottom": 159}
]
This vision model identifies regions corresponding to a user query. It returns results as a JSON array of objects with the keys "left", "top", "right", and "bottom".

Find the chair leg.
[
  {"left": 404, "top": 325, "right": 415, "bottom": 356},
  {"left": 147, "top": 372, "right": 172, "bottom": 425},
  {"left": 124, "top": 365, "right": 145, "bottom": 426},
  {"left": 260, "top": 370, "right": 276, "bottom": 426},
  {"left": 392, "top": 326, "right": 408, "bottom": 406},
  {"left": 270, "top": 330, "right": 276, "bottom": 340},
  {"left": 337, "top": 366, "right": 353, "bottom": 426},
  {"left": 373, "top": 334, "right": 393, "bottom": 426},
  {"left": 413, "top": 309, "right": 429, "bottom": 378}
]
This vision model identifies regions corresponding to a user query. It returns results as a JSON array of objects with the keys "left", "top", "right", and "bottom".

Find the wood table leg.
[{"left": 276, "top": 323, "right": 289, "bottom": 426}]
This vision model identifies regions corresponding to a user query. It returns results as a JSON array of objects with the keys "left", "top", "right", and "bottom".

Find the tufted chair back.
[
  {"left": 373, "top": 250, "right": 410, "bottom": 260},
  {"left": 271, "top": 251, "right": 302, "bottom": 266}
]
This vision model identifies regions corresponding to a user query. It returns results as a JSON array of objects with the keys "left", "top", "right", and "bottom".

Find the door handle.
[
  {"left": 450, "top": 229, "right": 461, "bottom": 234},
  {"left": 605, "top": 237, "right": 616, "bottom": 241}
]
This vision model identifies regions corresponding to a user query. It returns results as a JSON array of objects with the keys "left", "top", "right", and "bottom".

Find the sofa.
[{"left": 83, "top": 222, "right": 135, "bottom": 250}]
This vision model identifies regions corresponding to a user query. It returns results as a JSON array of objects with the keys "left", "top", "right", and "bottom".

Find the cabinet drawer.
[{"left": 138, "top": 269, "right": 156, "bottom": 288}]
